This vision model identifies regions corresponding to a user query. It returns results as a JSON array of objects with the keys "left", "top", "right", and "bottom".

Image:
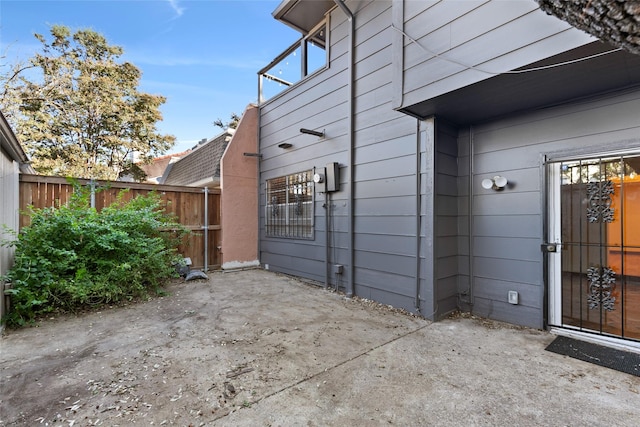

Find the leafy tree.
[
  {"left": 0, "top": 25, "right": 175, "bottom": 180},
  {"left": 0, "top": 56, "right": 29, "bottom": 125},
  {"left": 213, "top": 112, "right": 241, "bottom": 130}
]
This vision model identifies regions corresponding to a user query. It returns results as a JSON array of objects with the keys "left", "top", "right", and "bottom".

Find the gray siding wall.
[
  {"left": 260, "top": 0, "right": 432, "bottom": 314},
  {"left": 394, "top": 0, "right": 595, "bottom": 110},
  {"left": 0, "top": 151, "right": 19, "bottom": 322},
  {"left": 351, "top": 0, "right": 422, "bottom": 310},
  {"left": 457, "top": 87, "right": 640, "bottom": 329},
  {"left": 435, "top": 119, "right": 459, "bottom": 317},
  {"left": 259, "top": 0, "right": 637, "bottom": 328},
  {"left": 259, "top": 2, "right": 350, "bottom": 283}
]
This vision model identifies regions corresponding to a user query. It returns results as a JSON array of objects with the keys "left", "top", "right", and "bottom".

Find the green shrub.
[{"left": 1, "top": 183, "right": 189, "bottom": 326}]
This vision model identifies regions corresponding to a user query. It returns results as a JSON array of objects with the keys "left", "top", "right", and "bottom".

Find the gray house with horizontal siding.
[{"left": 257, "top": 0, "right": 640, "bottom": 349}]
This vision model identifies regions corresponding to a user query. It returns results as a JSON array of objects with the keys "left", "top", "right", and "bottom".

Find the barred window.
[{"left": 266, "top": 170, "right": 314, "bottom": 239}]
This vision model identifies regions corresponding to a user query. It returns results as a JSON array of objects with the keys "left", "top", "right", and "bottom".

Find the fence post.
[
  {"left": 90, "top": 180, "right": 96, "bottom": 209},
  {"left": 203, "top": 187, "right": 209, "bottom": 272}
]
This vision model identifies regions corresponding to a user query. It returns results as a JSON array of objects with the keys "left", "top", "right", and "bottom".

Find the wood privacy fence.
[{"left": 19, "top": 175, "right": 221, "bottom": 270}]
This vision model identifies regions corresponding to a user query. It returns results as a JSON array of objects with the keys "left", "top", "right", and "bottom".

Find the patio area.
[{"left": 1, "top": 268, "right": 638, "bottom": 426}]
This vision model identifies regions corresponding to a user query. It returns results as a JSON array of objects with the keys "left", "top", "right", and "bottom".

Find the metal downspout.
[
  {"left": 257, "top": 74, "right": 264, "bottom": 270},
  {"left": 334, "top": 0, "right": 355, "bottom": 298},
  {"left": 324, "top": 191, "right": 330, "bottom": 289},
  {"left": 415, "top": 119, "right": 422, "bottom": 313},
  {"left": 257, "top": 109, "right": 262, "bottom": 269},
  {"left": 203, "top": 187, "right": 209, "bottom": 272},
  {"left": 467, "top": 126, "right": 475, "bottom": 308}
]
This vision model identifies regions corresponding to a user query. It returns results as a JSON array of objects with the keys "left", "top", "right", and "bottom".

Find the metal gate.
[{"left": 548, "top": 154, "right": 640, "bottom": 341}]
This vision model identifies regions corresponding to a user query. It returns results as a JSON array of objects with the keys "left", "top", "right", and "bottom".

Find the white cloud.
[{"left": 167, "top": 0, "right": 185, "bottom": 18}]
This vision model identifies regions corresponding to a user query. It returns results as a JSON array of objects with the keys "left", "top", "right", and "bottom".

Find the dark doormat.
[{"left": 546, "top": 335, "right": 640, "bottom": 377}]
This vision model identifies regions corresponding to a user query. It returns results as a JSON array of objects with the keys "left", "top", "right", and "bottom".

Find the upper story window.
[{"left": 258, "top": 19, "right": 328, "bottom": 103}]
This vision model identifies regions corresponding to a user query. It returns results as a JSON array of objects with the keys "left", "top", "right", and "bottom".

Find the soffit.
[
  {"left": 400, "top": 41, "right": 640, "bottom": 126},
  {"left": 272, "top": 0, "right": 334, "bottom": 34}
]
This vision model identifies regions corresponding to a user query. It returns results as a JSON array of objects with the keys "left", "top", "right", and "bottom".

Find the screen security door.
[{"left": 548, "top": 154, "right": 640, "bottom": 341}]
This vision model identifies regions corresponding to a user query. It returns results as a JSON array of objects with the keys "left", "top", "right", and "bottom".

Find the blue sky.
[{"left": 1, "top": 0, "right": 299, "bottom": 153}]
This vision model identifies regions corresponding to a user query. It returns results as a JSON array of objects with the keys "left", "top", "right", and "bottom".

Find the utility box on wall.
[{"left": 326, "top": 162, "right": 340, "bottom": 192}]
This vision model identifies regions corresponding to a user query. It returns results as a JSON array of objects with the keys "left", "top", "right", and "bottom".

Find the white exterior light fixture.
[{"left": 482, "top": 175, "right": 508, "bottom": 191}]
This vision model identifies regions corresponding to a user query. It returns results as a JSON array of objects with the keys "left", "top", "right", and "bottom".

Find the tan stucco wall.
[{"left": 220, "top": 104, "right": 259, "bottom": 269}]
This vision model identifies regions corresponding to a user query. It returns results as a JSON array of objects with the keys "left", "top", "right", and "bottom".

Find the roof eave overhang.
[
  {"left": 272, "top": 0, "right": 334, "bottom": 34},
  {"left": 0, "top": 111, "right": 30, "bottom": 165},
  {"left": 399, "top": 41, "right": 640, "bottom": 126},
  {"left": 189, "top": 176, "right": 220, "bottom": 188}
]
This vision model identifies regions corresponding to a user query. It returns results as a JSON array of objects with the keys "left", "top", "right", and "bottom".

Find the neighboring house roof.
[
  {"left": 537, "top": 0, "right": 640, "bottom": 55},
  {"left": 0, "top": 110, "right": 35, "bottom": 174},
  {"left": 138, "top": 150, "right": 190, "bottom": 184},
  {"left": 161, "top": 130, "right": 235, "bottom": 187}
]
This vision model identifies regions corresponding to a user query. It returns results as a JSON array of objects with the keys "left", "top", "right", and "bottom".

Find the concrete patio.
[{"left": 1, "top": 268, "right": 638, "bottom": 426}]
